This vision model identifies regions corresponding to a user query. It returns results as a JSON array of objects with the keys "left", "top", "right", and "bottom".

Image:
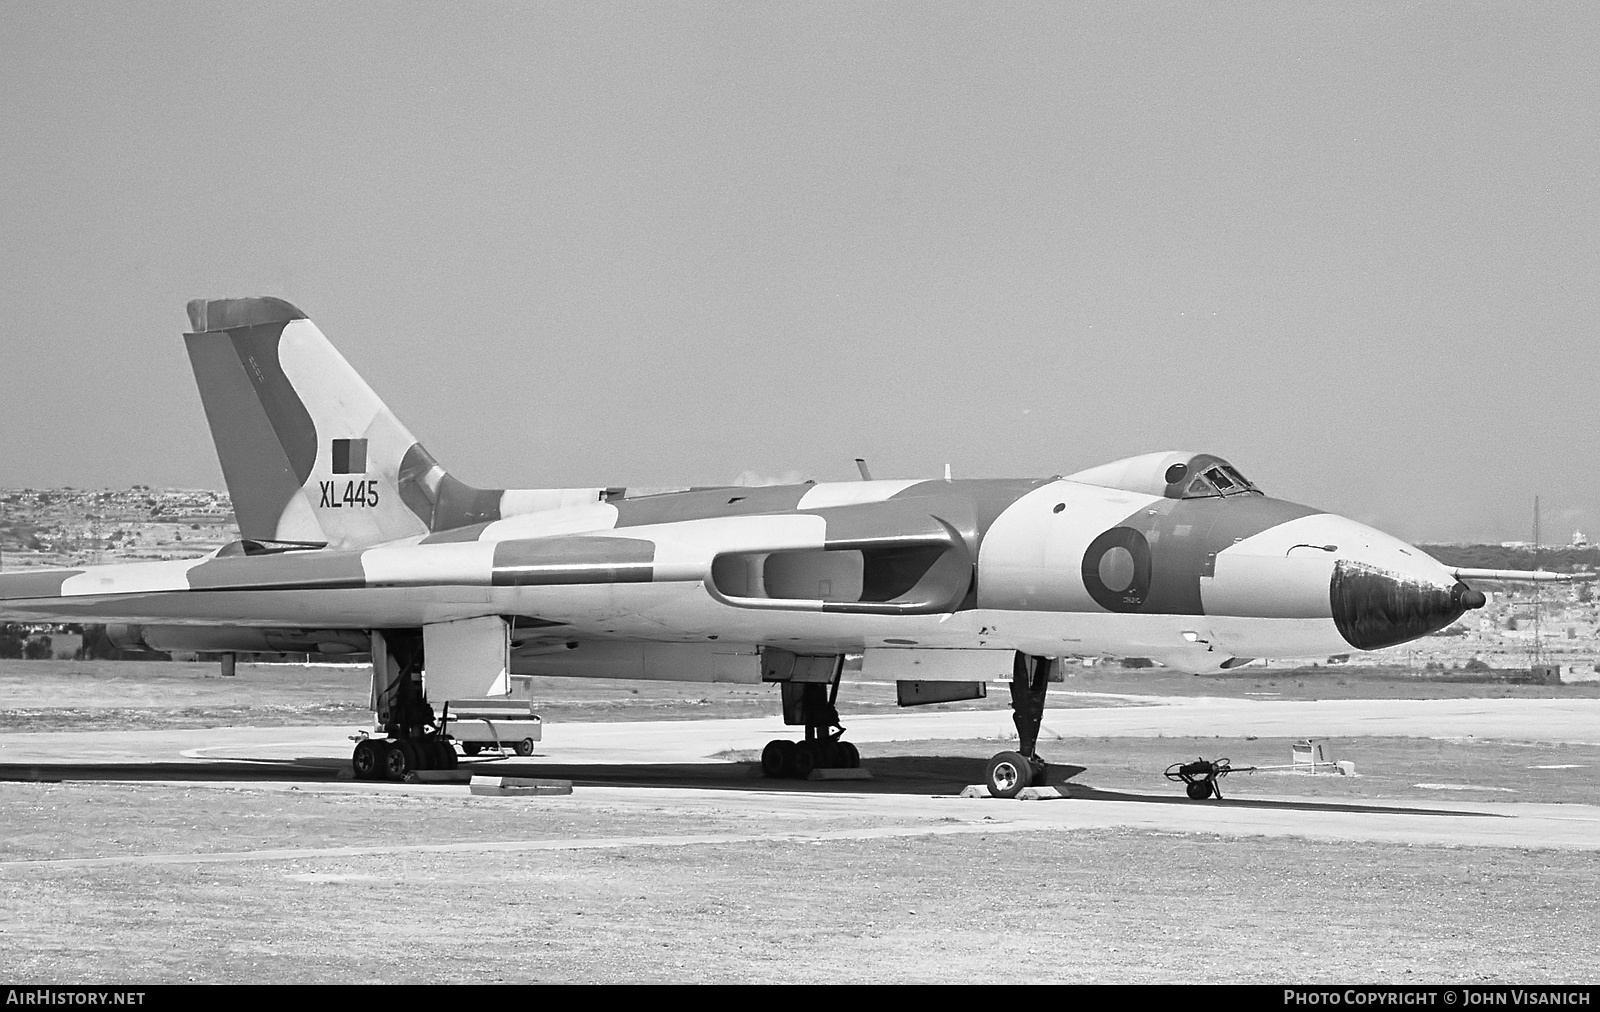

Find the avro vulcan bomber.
[{"left": 0, "top": 298, "right": 1498, "bottom": 795}]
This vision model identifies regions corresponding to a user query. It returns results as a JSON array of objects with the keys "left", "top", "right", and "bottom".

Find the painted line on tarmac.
[
  {"left": 0, "top": 821, "right": 1038, "bottom": 872},
  {"left": 181, "top": 741, "right": 339, "bottom": 759}
]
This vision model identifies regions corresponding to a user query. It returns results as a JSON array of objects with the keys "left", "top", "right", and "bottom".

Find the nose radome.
[{"left": 1330, "top": 559, "right": 1480, "bottom": 650}]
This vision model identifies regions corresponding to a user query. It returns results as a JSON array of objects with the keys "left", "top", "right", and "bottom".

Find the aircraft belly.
[
  {"left": 1206, "top": 616, "right": 1349, "bottom": 657},
  {"left": 970, "top": 610, "right": 1351, "bottom": 661}
]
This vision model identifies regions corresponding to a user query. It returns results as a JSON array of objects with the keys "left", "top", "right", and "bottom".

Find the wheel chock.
[
  {"left": 468, "top": 775, "right": 573, "bottom": 797},
  {"left": 958, "top": 784, "right": 1063, "bottom": 800},
  {"left": 806, "top": 768, "right": 873, "bottom": 781},
  {"left": 1018, "top": 786, "right": 1062, "bottom": 800},
  {"left": 404, "top": 769, "right": 474, "bottom": 784}
]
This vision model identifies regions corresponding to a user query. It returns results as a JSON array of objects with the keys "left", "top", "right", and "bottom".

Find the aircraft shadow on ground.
[{"left": 0, "top": 754, "right": 1499, "bottom": 818}]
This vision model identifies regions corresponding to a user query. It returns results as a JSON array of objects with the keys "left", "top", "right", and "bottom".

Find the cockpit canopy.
[{"left": 1065, "top": 450, "right": 1262, "bottom": 500}]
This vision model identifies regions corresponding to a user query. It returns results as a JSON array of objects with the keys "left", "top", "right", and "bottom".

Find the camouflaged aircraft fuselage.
[{"left": 0, "top": 298, "right": 1484, "bottom": 680}]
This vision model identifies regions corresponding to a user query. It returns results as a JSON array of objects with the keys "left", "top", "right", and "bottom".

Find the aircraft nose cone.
[{"left": 1330, "top": 560, "right": 1474, "bottom": 650}]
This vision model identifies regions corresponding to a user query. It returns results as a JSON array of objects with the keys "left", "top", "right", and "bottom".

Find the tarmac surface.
[{"left": 3, "top": 693, "right": 1598, "bottom": 857}]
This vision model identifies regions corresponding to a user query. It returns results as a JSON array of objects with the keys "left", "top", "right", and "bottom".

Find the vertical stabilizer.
[{"left": 184, "top": 297, "right": 502, "bottom": 549}]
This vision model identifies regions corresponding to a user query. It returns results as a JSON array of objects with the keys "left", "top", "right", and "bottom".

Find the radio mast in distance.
[{"left": 1532, "top": 495, "right": 1543, "bottom": 667}]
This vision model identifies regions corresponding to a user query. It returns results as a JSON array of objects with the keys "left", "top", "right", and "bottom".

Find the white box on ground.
[
  {"left": 1292, "top": 738, "right": 1335, "bottom": 770},
  {"left": 468, "top": 775, "right": 573, "bottom": 797}
]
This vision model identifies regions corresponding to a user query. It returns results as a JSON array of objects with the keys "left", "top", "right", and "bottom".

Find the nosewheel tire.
[
  {"left": 1030, "top": 758, "right": 1050, "bottom": 787},
  {"left": 985, "top": 751, "right": 1030, "bottom": 799}
]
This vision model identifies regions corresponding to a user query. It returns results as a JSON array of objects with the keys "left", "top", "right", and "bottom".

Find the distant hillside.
[
  {"left": 4, "top": 484, "right": 1595, "bottom": 575},
  {"left": 1418, "top": 544, "right": 1600, "bottom": 572}
]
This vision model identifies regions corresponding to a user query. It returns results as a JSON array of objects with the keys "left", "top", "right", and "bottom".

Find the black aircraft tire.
[
  {"left": 837, "top": 741, "right": 861, "bottom": 769},
  {"left": 383, "top": 741, "right": 408, "bottom": 780},
  {"left": 462, "top": 742, "right": 482, "bottom": 756},
  {"left": 516, "top": 738, "right": 537, "bottom": 757},
  {"left": 985, "top": 752, "right": 1030, "bottom": 799},
  {"left": 760, "top": 740, "right": 788, "bottom": 777},
  {"left": 1030, "top": 758, "right": 1050, "bottom": 787},
  {"left": 351, "top": 740, "right": 382, "bottom": 780},
  {"left": 399, "top": 741, "right": 421, "bottom": 773},
  {"left": 1186, "top": 780, "right": 1214, "bottom": 800},
  {"left": 440, "top": 743, "right": 459, "bottom": 770},
  {"left": 790, "top": 742, "right": 817, "bottom": 779}
]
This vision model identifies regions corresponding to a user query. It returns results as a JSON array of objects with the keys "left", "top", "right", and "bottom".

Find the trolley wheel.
[
  {"left": 461, "top": 741, "right": 482, "bottom": 756},
  {"left": 515, "top": 737, "right": 537, "bottom": 757},
  {"left": 351, "top": 739, "right": 383, "bottom": 780},
  {"left": 985, "top": 751, "right": 1030, "bottom": 799}
]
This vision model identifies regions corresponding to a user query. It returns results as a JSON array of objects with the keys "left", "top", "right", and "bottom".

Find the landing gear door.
[{"left": 423, "top": 616, "right": 511, "bottom": 704}]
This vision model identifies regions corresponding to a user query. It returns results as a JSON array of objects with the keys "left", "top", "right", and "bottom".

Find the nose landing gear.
[{"left": 985, "top": 653, "right": 1054, "bottom": 798}]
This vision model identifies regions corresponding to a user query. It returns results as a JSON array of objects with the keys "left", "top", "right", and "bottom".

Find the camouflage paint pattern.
[{"left": 0, "top": 298, "right": 1485, "bottom": 670}]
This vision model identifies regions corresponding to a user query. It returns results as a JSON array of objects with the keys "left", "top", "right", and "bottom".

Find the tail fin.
[{"left": 184, "top": 297, "right": 503, "bottom": 549}]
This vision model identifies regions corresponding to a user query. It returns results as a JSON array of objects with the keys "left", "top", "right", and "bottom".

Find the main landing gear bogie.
[
  {"left": 761, "top": 737, "right": 861, "bottom": 779},
  {"left": 351, "top": 736, "right": 460, "bottom": 781}
]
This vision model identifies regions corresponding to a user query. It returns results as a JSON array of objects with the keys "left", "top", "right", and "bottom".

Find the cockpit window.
[
  {"left": 1181, "top": 464, "right": 1260, "bottom": 498},
  {"left": 1185, "top": 475, "right": 1218, "bottom": 497},
  {"left": 1222, "top": 465, "right": 1257, "bottom": 493}
]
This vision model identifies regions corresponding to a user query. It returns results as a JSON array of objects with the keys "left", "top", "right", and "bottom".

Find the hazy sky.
[{"left": 2, "top": 3, "right": 1596, "bottom": 543}]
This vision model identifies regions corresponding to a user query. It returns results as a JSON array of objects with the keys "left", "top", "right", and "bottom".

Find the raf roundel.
[{"left": 1081, "top": 526, "right": 1153, "bottom": 612}]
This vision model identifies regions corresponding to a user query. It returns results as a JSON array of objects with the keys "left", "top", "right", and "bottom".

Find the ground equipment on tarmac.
[
  {"left": 1165, "top": 757, "right": 1235, "bottom": 800},
  {"left": 439, "top": 699, "right": 543, "bottom": 758},
  {"left": 1165, "top": 748, "right": 1350, "bottom": 799}
]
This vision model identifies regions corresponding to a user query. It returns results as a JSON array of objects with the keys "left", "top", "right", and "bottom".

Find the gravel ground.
[{"left": 2, "top": 659, "right": 1598, "bottom": 983}]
